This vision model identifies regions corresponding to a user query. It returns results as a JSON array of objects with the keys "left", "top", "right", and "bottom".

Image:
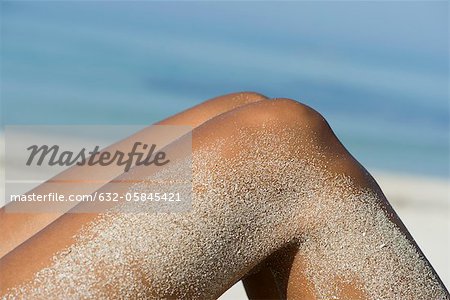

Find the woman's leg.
[
  {"left": 1, "top": 99, "right": 448, "bottom": 299},
  {"left": 0, "top": 92, "right": 268, "bottom": 258}
]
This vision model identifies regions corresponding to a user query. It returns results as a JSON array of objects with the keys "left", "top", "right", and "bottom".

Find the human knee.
[
  {"left": 271, "top": 98, "right": 329, "bottom": 130},
  {"left": 238, "top": 98, "right": 331, "bottom": 137},
  {"left": 234, "top": 91, "right": 269, "bottom": 103},
  {"left": 207, "top": 92, "right": 268, "bottom": 107}
]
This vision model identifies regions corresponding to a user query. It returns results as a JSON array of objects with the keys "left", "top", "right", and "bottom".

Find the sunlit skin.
[
  {"left": 0, "top": 92, "right": 268, "bottom": 258},
  {"left": 0, "top": 93, "right": 448, "bottom": 299}
]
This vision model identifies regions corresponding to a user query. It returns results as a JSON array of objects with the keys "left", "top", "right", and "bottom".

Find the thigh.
[{"left": 0, "top": 92, "right": 268, "bottom": 258}]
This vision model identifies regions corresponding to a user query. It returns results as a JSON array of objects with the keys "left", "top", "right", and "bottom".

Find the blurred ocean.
[{"left": 1, "top": 1, "right": 448, "bottom": 177}]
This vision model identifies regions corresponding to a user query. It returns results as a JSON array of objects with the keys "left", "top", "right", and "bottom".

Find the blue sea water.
[{"left": 1, "top": 1, "right": 448, "bottom": 177}]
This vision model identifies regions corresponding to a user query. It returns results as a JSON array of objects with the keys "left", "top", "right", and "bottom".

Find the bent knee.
[
  {"left": 237, "top": 98, "right": 331, "bottom": 137},
  {"left": 233, "top": 91, "right": 269, "bottom": 103},
  {"left": 206, "top": 91, "right": 268, "bottom": 107},
  {"left": 160, "top": 92, "right": 268, "bottom": 126},
  {"left": 197, "top": 92, "right": 268, "bottom": 119},
  {"left": 271, "top": 98, "right": 327, "bottom": 126}
]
